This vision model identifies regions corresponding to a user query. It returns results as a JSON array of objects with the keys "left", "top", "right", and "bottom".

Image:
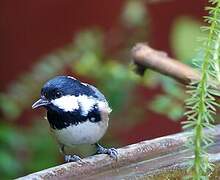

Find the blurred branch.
[
  {"left": 132, "top": 43, "right": 220, "bottom": 91},
  {"left": 17, "top": 125, "right": 220, "bottom": 179}
]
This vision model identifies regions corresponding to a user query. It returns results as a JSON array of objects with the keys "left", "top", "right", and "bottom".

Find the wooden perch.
[
  {"left": 18, "top": 125, "right": 220, "bottom": 179},
  {"left": 132, "top": 43, "right": 220, "bottom": 91}
]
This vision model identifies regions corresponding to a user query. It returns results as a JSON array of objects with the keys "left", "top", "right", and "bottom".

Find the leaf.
[
  {"left": 171, "top": 16, "right": 206, "bottom": 63},
  {"left": 121, "top": 0, "right": 147, "bottom": 27}
]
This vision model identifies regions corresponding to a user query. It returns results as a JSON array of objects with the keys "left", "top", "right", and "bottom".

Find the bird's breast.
[{"left": 51, "top": 119, "right": 108, "bottom": 146}]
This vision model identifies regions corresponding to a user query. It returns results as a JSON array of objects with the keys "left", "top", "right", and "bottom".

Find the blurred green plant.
[
  {"left": 0, "top": 120, "right": 59, "bottom": 179},
  {"left": 121, "top": 0, "right": 147, "bottom": 28},
  {"left": 150, "top": 76, "right": 185, "bottom": 120},
  {"left": 183, "top": 0, "right": 220, "bottom": 179},
  {"left": 0, "top": 122, "right": 24, "bottom": 178},
  {"left": 171, "top": 17, "right": 205, "bottom": 63}
]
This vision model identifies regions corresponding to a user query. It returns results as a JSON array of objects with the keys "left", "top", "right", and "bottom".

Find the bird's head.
[{"left": 32, "top": 76, "right": 86, "bottom": 110}]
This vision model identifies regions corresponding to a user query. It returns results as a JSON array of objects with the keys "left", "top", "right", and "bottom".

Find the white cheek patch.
[
  {"left": 51, "top": 95, "right": 79, "bottom": 112},
  {"left": 51, "top": 95, "right": 111, "bottom": 116}
]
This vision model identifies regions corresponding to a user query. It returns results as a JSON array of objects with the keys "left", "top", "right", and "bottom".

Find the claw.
[
  {"left": 107, "top": 148, "right": 118, "bottom": 159},
  {"left": 95, "top": 143, "right": 118, "bottom": 160},
  {"left": 64, "top": 155, "right": 82, "bottom": 163}
]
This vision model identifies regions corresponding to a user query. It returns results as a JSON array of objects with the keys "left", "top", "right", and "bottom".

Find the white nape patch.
[
  {"left": 51, "top": 95, "right": 79, "bottom": 112},
  {"left": 77, "top": 95, "right": 96, "bottom": 116},
  {"left": 80, "top": 82, "right": 88, "bottom": 86},
  {"left": 52, "top": 120, "right": 108, "bottom": 146},
  {"left": 51, "top": 95, "right": 110, "bottom": 116},
  {"left": 67, "top": 76, "right": 76, "bottom": 80}
]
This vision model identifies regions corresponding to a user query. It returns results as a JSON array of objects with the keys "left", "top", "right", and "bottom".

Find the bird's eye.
[{"left": 55, "top": 91, "right": 62, "bottom": 98}]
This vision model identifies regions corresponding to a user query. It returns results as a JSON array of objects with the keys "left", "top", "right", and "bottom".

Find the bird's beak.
[{"left": 32, "top": 98, "right": 50, "bottom": 109}]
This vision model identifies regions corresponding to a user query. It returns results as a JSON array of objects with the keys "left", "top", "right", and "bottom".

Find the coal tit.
[{"left": 32, "top": 76, "right": 118, "bottom": 162}]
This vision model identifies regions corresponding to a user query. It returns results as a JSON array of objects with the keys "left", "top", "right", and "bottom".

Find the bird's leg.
[
  {"left": 60, "top": 145, "right": 82, "bottom": 163},
  {"left": 95, "top": 143, "right": 118, "bottom": 159},
  {"left": 64, "top": 154, "right": 82, "bottom": 163}
]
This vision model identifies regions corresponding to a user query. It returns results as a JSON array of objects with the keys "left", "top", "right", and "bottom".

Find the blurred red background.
[{"left": 0, "top": 0, "right": 207, "bottom": 144}]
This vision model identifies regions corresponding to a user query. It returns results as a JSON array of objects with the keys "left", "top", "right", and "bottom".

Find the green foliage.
[
  {"left": 150, "top": 76, "right": 185, "bottom": 120},
  {"left": 0, "top": 94, "right": 21, "bottom": 119},
  {"left": 183, "top": 0, "right": 220, "bottom": 179},
  {"left": 121, "top": 0, "right": 147, "bottom": 28},
  {"left": 0, "top": 123, "right": 24, "bottom": 178},
  {"left": 0, "top": 121, "right": 59, "bottom": 179},
  {"left": 24, "top": 120, "right": 59, "bottom": 172},
  {"left": 74, "top": 30, "right": 103, "bottom": 56},
  {"left": 171, "top": 17, "right": 205, "bottom": 63}
]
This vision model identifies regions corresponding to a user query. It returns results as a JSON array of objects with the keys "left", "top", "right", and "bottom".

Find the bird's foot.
[
  {"left": 64, "top": 155, "right": 82, "bottom": 163},
  {"left": 95, "top": 143, "right": 118, "bottom": 159}
]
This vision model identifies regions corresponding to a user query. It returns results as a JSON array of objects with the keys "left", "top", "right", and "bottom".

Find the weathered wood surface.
[{"left": 18, "top": 125, "right": 220, "bottom": 179}]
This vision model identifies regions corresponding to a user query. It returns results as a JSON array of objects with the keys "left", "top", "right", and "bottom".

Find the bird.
[{"left": 32, "top": 75, "right": 118, "bottom": 162}]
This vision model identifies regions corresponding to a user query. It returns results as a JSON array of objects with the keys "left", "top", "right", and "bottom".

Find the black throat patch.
[{"left": 47, "top": 104, "right": 101, "bottom": 130}]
